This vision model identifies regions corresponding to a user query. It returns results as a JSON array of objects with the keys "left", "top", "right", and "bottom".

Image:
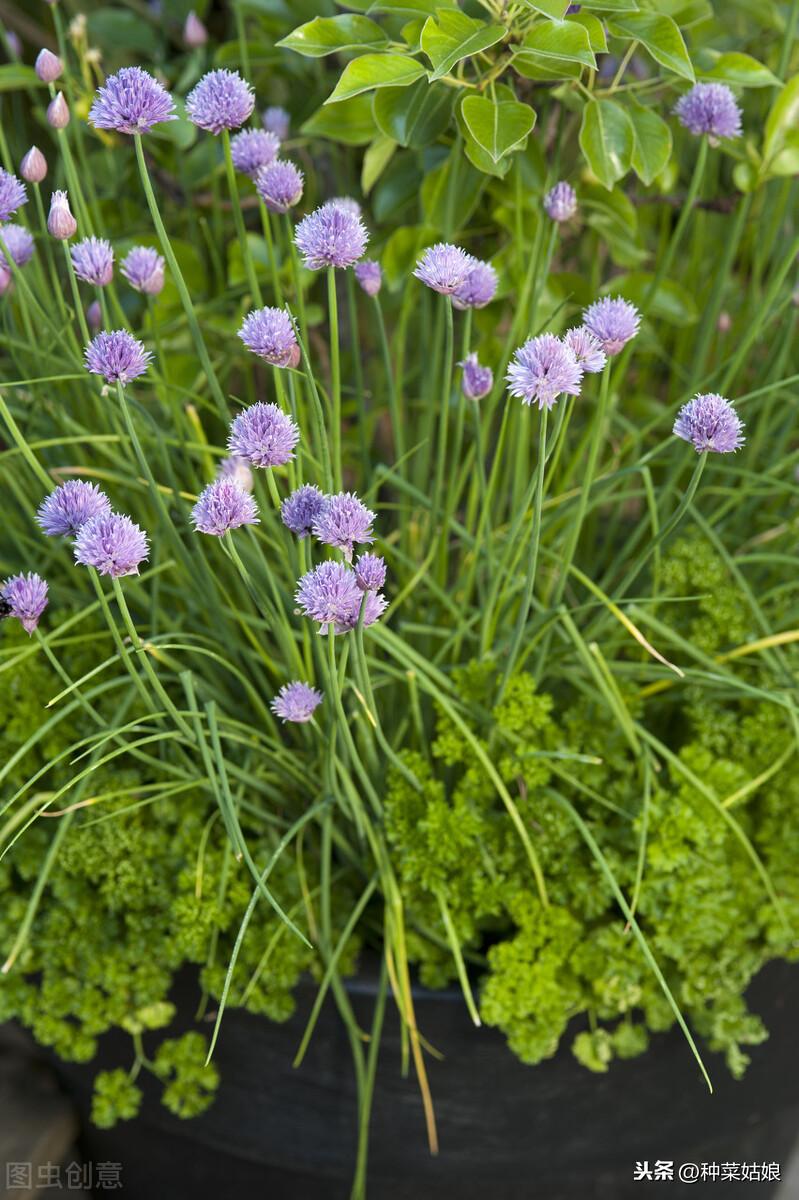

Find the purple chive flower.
[
  {"left": 183, "top": 10, "right": 208, "bottom": 48},
  {"left": 280, "top": 484, "right": 326, "bottom": 538},
  {"left": 238, "top": 307, "right": 298, "bottom": 367},
  {"left": 312, "top": 492, "right": 375, "bottom": 561},
  {"left": 563, "top": 326, "right": 607, "bottom": 374},
  {"left": 20, "top": 146, "right": 47, "bottom": 185},
  {"left": 35, "top": 48, "right": 62, "bottom": 83},
  {"left": 452, "top": 260, "right": 498, "bottom": 310},
  {"left": 36, "top": 480, "right": 112, "bottom": 538},
  {"left": 1, "top": 573, "right": 48, "bottom": 635},
  {"left": 294, "top": 203, "right": 368, "bottom": 270},
  {"left": 47, "top": 92, "right": 70, "bottom": 130},
  {"left": 295, "top": 561, "right": 386, "bottom": 633},
  {"left": 218, "top": 455, "right": 254, "bottom": 493},
  {"left": 460, "top": 353, "right": 493, "bottom": 401},
  {"left": 255, "top": 159, "right": 304, "bottom": 214},
  {"left": 47, "top": 190, "right": 76, "bottom": 240},
  {"left": 121, "top": 246, "right": 165, "bottom": 295},
  {"left": 506, "top": 334, "right": 583, "bottom": 410},
  {"left": 84, "top": 330, "right": 152, "bottom": 385},
  {"left": 228, "top": 401, "right": 299, "bottom": 469},
  {"left": 71, "top": 237, "right": 114, "bottom": 286},
  {"left": 263, "top": 106, "right": 290, "bottom": 140},
  {"left": 271, "top": 681, "right": 323, "bottom": 724},
  {"left": 191, "top": 477, "right": 260, "bottom": 536},
  {"left": 673, "top": 393, "right": 745, "bottom": 454},
  {"left": 230, "top": 128, "right": 280, "bottom": 176},
  {"left": 354, "top": 260, "right": 382, "bottom": 298},
  {"left": 74, "top": 511, "right": 149, "bottom": 577},
  {"left": 583, "top": 296, "right": 641, "bottom": 356},
  {"left": 674, "top": 83, "right": 742, "bottom": 143},
  {"left": 413, "top": 243, "right": 474, "bottom": 295},
  {"left": 355, "top": 552, "right": 386, "bottom": 592},
  {"left": 0, "top": 225, "right": 35, "bottom": 270},
  {"left": 186, "top": 69, "right": 255, "bottom": 134},
  {"left": 329, "top": 196, "right": 362, "bottom": 219},
  {"left": 89, "top": 67, "right": 176, "bottom": 135},
  {"left": 0, "top": 169, "right": 26, "bottom": 222},
  {"left": 544, "top": 181, "right": 577, "bottom": 223}
]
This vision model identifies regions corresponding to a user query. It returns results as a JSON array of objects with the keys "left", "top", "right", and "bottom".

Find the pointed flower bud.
[
  {"left": 35, "top": 48, "right": 63, "bottom": 84},
  {"left": 47, "top": 190, "right": 77, "bottom": 240},
  {"left": 184, "top": 10, "right": 208, "bottom": 48},
  {"left": 47, "top": 91, "right": 70, "bottom": 130},
  {"left": 20, "top": 146, "right": 48, "bottom": 184}
]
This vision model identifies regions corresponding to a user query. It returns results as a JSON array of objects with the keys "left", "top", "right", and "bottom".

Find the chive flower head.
[
  {"left": 271, "top": 681, "right": 323, "bottom": 723},
  {"left": 227, "top": 401, "right": 300, "bottom": 469},
  {"left": 1, "top": 573, "right": 48, "bottom": 634},
  {"left": 186, "top": 69, "right": 255, "bottom": 134},
  {"left": 280, "top": 484, "right": 326, "bottom": 538},
  {"left": 294, "top": 202, "right": 368, "bottom": 270},
  {"left": 673, "top": 393, "right": 745, "bottom": 454},
  {"left": 312, "top": 491, "right": 375, "bottom": 561},
  {"left": 506, "top": 334, "right": 583, "bottom": 410},
  {"left": 238, "top": 306, "right": 298, "bottom": 367},
  {"left": 74, "top": 512, "right": 149, "bottom": 577},
  {"left": 583, "top": 296, "right": 641, "bottom": 356},
  {"left": 37, "top": 481, "right": 111, "bottom": 538},
  {"left": 84, "top": 330, "right": 152, "bottom": 385},
  {"left": 255, "top": 159, "right": 304, "bottom": 214},
  {"left": 230, "top": 128, "right": 280, "bottom": 176},
  {"left": 413, "top": 243, "right": 474, "bottom": 295},
  {"left": 452, "top": 259, "right": 498, "bottom": 310},
  {"left": 191, "top": 478, "right": 260, "bottom": 536},
  {"left": 89, "top": 67, "right": 176, "bottom": 135},
  {"left": 674, "top": 83, "right": 742, "bottom": 143},
  {"left": 71, "top": 237, "right": 114, "bottom": 286}
]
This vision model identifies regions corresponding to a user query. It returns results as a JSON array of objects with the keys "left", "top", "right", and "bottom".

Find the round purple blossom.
[
  {"left": 71, "top": 237, "right": 114, "bottom": 287},
  {"left": 0, "top": 225, "right": 35, "bottom": 270},
  {"left": 35, "top": 48, "right": 63, "bottom": 84},
  {"left": 89, "top": 67, "right": 177, "bottom": 135},
  {"left": 674, "top": 83, "right": 742, "bottom": 143},
  {"left": 280, "top": 484, "right": 326, "bottom": 538},
  {"left": 354, "top": 260, "right": 382, "bottom": 298},
  {"left": 186, "top": 69, "right": 255, "bottom": 135},
  {"left": 218, "top": 455, "right": 254, "bottom": 493},
  {"left": 255, "top": 160, "right": 304, "bottom": 215},
  {"left": 294, "top": 203, "right": 368, "bottom": 271},
  {"left": 355, "top": 553, "right": 386, "bottom": 592},
  {"left": 312, "top": 492, "right": 375, "bottom": 561},
  {"left": 563, "top": 326, "right": 607, "bottom": 374},
  {"left": 228, "top": 401, "right": 299, "bottom": 469},
  {"left": 583, "top": 296, "right": 641, "bottom": 356},
  {"left": 544, "top": 181, "right": 577, "bottom": 223},
  {"left": 295, "top": 561, "right": 386, "bottom": 633},
  {"left": 121, "top": 246, "right": 165, "bottom": 295},
  {"left": 238, "top": 307, "right": 298, "bottom": 367},
  {"left": 0, "top": 169, "right": 26, "bottom": 222},
  {"left": 230, "top": 128, "right": 281, "bottom": 177},
  {"left": 20, "top": 146, "right": 47, "bottom": 185},
  {"left": 452, "top": 260, "right": 498, "bottom": 310},
  {"left": 673, "top": 393, "right": 744, "bottom": 454},
  {"left": 1, "top": 572, "right": 48, "bottom": 634},
  {"left": 460, "top": 353, "right": 493, "bottom": 402},
  {"left": 413, "top": 243, "right": 474, "bottom": 295},
  {"left": 84, "top": 330, "right": 152, "bottom": 386},
  {"left": 271, "top": 681, "right": 323, "bottom": 724},
  {"left": 47, "top": 190, "right": 76, "bottom": 240},
  {"left": 263, "top": 106, "right": 290, "bottom": 141},
  {"left": 506, "top": 334, "right": 583, "bottom": 410},
  {"left": 74, "top": 512, "right": 149, "bottom": 577},
  {"left": 191, "top": 477, "right": 260, "bottom": 536},
  {"left": 36, "top": 480, "right": 111, "bottom": 538}
]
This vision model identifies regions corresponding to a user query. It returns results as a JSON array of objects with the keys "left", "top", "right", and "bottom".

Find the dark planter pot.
[{"left": 43, "top": 961, "right": 799, "bottom": 1199}]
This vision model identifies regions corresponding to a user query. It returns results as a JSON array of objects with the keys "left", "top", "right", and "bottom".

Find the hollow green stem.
[
  {"left": 222, "top": 129, "right": 262, "bottom": 306},
  {"left": 328, "top": 266, "right": 342, "bottom": 489}
]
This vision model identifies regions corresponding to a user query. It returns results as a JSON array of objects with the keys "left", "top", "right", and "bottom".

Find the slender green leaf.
[
  {"left": 420, "top": 10, "right": 504, "bottom": 81},
  {"left": 361, "top": 132, "right": 398, "bottom": 193},
  {"left": 0, "top": 64, "right": 43, "bottom": 91},
  {"left": 325, "top": 53, "right": 427, "bottom": 104},
  {"left": 277, "top": 14, "right": 388, "bottom": 57},
  {"left": 608, "top": 12, "right": 694, "bottom": 81},
  {"left": 461, "top": 95, "right": 536, "bottom": 163},
  {"left": 579, "top": 98, "right": 634, "bottom": 189}
]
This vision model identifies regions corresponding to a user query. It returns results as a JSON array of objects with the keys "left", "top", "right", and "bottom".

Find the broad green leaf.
[
  {"left": 732, "top": 161, "right": 758, "bottom": 193},
  {"left": 420, "top": 10, "right": 504, "bottom": 81},
  {"left": 568, "top": 12, "right": 607, "bottom": 52},
  {"left": 400, "top": 18, "right": 426, "bottom": 50},
  {"left": 764, "top": 76, "right": 799, "bottom": 163},
  {"left": 583, "top": 185, "right": 645, "bottom": 267},
  {"left": 0, "top": 64, "right": 42, "bottom": 91},
  {"left": 610, "top": 273, "right": 698, "bottom": 326},
  {"left": 335, "top": 0, "right": 372, "bottom": 9},
  {"left": 361, "top": 133, "right": 398, "bottom": 193},
  {"left": 87, "top": 8, "right": 161, "bottom": 54},
  {"left": 607, "top": 13, "right": 694, "bottom": 81},
  {"left": 373, "top": 80, "right": 455, "bottom": 147},
  {"left": 461, "top": 95, "right": 536, "bottom": 163},
  {"left": 373, "top": 156, "right": 423, "bottom": 223},
  {"left": 277, "top": 15, "right": 388, "bottom": 57},
  {"left": 463, "top": 135, "right": 515, "bottom": 177},
  {"left": 628, "top": 103, "right": 672, "bottom": 185},
  {"left": 421, "top": 153, "right": 486, "bottom": 233},
  {"left": 519, "top": 0, "right": 569, "bottom": 16},
  {"left": 368, "top": 0, "right": 457, "bottom": 13},
  {"left": 516, "top": 20, "right": 596, "bottom": 69},
  {"left": 513, "top": 56, "right": 582, "bottom": 81},
  {"left": 766, "top": 129, "right": 799, "bottom": 177},
  {"left": 579, "top": 99, "right": 633, "bottom": 189},
  {"left": 325, "top": 53, "right": 427, "bottom": 103},
  {"left": 698, "top": 51, "right": 780, "bottom": 89},
  {"left": 302, "top": 93, "right": 378, "bottom": 144},
  {"left": 575, "top": 0, "right": 639, "bottom": 9}
]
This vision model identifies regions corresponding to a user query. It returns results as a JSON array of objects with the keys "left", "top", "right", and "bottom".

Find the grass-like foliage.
[{"left": 0, "top": 2, "right": 798, "bottom": 1195}]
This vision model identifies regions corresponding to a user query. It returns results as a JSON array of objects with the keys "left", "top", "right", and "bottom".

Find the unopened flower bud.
[
  {"left": 35, "top": 48, "right": 63, "bottom": 84},
  {"left": 47, "top": 190, "right": 76, "bottom": 240},
  {"left": 20, "top": 146, "right": 48, "bottom": 185},
  {"left": 6, "top": 31, "right": 21, "bottom": 57},
  {"left": 0, "top": 266, "right": 13, "bottom": 295},
  {"left": 87, "top": 300, "right": 102, "bottom": 331},
  {"left": 47, "top": 91, "right": 70, "bottom": 129},
  {"left": 184, "top": 11, "right": 208, "bottom": 48},
  {"left": 717, "top": 311, "right": 731, "bottom": 334}
]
